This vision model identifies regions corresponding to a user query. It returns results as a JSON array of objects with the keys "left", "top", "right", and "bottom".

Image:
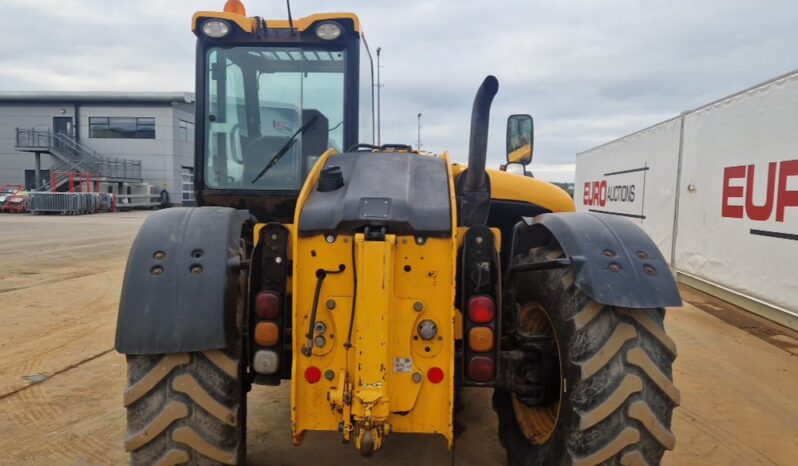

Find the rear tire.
[
  {"left": 495, "top": 244, "right": 679, "bottom": 466},
  {"left": 124, "top": 344, "right": 246, "bottom": 466},
  {"left": 123, "top": 245, "right": 248, "bottom": 466}
]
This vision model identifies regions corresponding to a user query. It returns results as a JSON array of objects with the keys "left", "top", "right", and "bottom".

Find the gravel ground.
[{"left": 0, "top": 211, "right": 796, "bottom": 465}]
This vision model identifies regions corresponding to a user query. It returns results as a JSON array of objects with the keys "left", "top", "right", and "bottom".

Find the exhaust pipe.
[{"left": 464, "top": 75, "right": 499, "bottom": 192}]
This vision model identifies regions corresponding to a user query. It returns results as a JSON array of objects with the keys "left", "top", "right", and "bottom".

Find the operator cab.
[{"left": 192, "top": 8, "right": 374, "bottom": 220}]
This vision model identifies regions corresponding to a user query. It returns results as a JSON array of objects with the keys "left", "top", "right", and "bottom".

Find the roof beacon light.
[
  {"left": 316, "top": 22, "right": 342, "bottom": 40},
  {"left": 202, "top": 20, "right": 231, "bottom": 38},
  {"left": 223, "top": 0, "right": 247, "bottom": 16}
]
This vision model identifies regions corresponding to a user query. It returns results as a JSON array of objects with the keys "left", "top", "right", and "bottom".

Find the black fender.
[
  {"left": 508, "top": 212, "right": 682, "bottom": 309},
  {"left": 115, "top": 207, "right": 248, "bottom": 354}
]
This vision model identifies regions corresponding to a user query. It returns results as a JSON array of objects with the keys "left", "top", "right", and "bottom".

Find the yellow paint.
[
  {"left": 294, "top": 148, "right": 336, "bottom": 227},
  {"left": 508, "top": 143, "right": 532, "bottom": 164},
  {"left": 352, "top": 234, "right": 393, "bottom": 451},
  {"left": 451, "top": 164, "right": 575, "bottom": 213},
  {"left": 290, "top": 231, "right": 456, "bottom": 450},
  {"left": 266, "top": 13, "right": 361, "bottom": 32},
  {"left": 192, "top": 11, "right": 360, "bottom": 33},
  {"left": 288, "top": 151, "right": 456, "bottom": 452}
]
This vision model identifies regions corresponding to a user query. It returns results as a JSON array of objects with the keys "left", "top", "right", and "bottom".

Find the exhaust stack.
[
  {"left": 460, "top": 75, "right": 499, "bottom": 226},
  {"left": 465, "top": 75, "right": 499, "bottom": 192}
]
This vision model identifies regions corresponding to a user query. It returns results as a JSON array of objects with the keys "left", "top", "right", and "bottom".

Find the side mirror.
[{"left": 506, "top": 114, "right": 533, "bottom": 165}]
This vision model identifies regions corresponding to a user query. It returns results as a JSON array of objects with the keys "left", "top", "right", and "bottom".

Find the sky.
[{"left": 1, "top": 0, "right": 797, "bottom": 182}]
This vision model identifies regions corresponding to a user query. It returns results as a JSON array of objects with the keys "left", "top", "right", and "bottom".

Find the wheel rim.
[{"left": 511, "top": 302, "right": 562, "bottom": 445}]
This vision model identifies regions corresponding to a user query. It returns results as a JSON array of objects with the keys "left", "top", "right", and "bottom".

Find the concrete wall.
[{"left": 0, "top": 100, "right": 194, "bottom": 204}]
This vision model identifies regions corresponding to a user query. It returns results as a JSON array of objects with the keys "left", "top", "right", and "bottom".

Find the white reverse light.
[
  {"left": 316, "top": 22, "right": 342, "bottom": 40},
  {"left": 253, "top": 350, "right": 279, "bottom": 374},
  {"left": 202, "top": 20, "right": 231, "bottom": 38}
]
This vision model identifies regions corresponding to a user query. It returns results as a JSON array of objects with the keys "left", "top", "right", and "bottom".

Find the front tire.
[{"left": 495, "top": 244, "right": 680, "bottom": 466}]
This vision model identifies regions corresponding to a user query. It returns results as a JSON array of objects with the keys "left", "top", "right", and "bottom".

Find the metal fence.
[
  {"left": 28, "top": 192, "right": 114, "bottom": 215},
  {"left": 15, "top": 127, "right": 52, "bottom": 149}
]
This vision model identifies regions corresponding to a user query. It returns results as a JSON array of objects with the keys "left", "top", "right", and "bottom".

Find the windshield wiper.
[{"left": 251, "top": 114, "right": 319, "bottom": 184}]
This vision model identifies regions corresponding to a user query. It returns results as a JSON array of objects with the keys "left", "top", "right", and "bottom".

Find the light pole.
[
  {"left": 417, "top": 113, "right": 422, "bottom": 151},
  {"left": 376, "top": 47, "right": 383, "bottom": 146}
]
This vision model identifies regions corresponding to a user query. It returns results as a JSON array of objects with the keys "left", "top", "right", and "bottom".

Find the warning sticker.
[{"left": 393, "top": 357, "right": 413, "bottom": 373}]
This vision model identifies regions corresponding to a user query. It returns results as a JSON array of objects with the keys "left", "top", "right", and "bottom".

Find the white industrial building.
[{"left": 0, "top": 92, "right": 196, "bottom": 205}]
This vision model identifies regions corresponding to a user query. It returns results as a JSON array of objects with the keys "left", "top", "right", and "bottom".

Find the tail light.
[
  {"left": 461, "top": 226, "right": 499, "bottom": 384},
  {"left": 305, "top": 366, "right": 322, "bottom": 383},
  {"left": 255, "top": 291, "right": 281, "bottom": 320},
  {"left": 468, "top": 327, "right": 494, "bottom": 352},
  {"left": 252, "top": 223, "right": 289, "bottom": 385},
  {"left": 468, "top": 296, "right": 495, "bottom": 323},
  {"left": 467, "top": 356, "right": 494, "bottom": 382},
  {"left": 427, "top": 367, "right": 445, "bottom": 384},
  {"left": 254, "top": 322, "right": 279, "bottom": 347},
  {"left": 253, "top": 350, "right": 279, "bottom": 374}
]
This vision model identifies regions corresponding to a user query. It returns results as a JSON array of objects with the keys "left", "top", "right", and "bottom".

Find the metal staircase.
[{"left": 14, "top": 128, "right": 142, "bottom": 191}]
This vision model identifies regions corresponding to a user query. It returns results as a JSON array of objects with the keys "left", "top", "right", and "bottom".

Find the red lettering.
[
  {"left": 583, "top": 182, "right": 591, "bottom": 206},
  {"left": 744, "top": 162, "right": 776, "bottom": 221},
  {"left": 722, "top": 165, "right": 745, "bottom": 218},
  {"left": 776, "top": 159, "right": 798, "bottom": 222},
  {"left": 599, "top": 180, "right": 608, "bottom": 207},
  {"left": 592, "top": 181, "right": 600, "bottom": 206}
]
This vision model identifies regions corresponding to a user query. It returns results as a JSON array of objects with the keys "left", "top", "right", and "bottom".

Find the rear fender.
[
  {"left": 115, "top": 207, "right": 248, "bottom": 354},
  {"left": 508, "top": 212, "right": 681, "bottom": 309}
]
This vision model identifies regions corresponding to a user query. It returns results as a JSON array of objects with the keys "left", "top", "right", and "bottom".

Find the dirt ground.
[{"left": 0, "top": 211, "right": 796, "bottom": 465}]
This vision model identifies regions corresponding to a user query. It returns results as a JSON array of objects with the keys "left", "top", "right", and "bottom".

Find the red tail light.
[
  {"left": 305, "top": 366, "right": 321, "bottom": 383},
  {"left": 467, "top": 356, "right": 494, "bottom": 382},
  {"left": 427, "top": 367, "right": 444, "bottom": 384},
  {"left": 468, "top": 295, "right": 495, "bottom": 323},
  {"left": 255, "top": 291, "right": 281, "bottom": 319}
]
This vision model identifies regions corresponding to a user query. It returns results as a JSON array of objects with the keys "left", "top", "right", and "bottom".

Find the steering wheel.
[
  {"left": 347, "top": 143, "right": 380, "bottom": 152},
  {"left": 380, "top": 144, "right": 413, "bottom": 152}
]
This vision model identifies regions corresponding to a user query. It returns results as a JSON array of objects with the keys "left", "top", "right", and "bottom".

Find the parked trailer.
[{"left": 575, "top": 69, "right": 798, "bottom": 330}]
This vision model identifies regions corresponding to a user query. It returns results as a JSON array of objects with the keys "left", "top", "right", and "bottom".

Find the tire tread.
[
  {"left": 125, "top": 349, "right": 242, "bottom": 465},
  {"left": 494, "top": 244, "right": 678, "bottom": 466}
]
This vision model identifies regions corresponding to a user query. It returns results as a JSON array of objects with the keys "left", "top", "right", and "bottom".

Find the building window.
[
  {"left": 89, "top": 117, "right": 156, "bottom": 139},
  {"left": 178, "top": 120, "right": 195, "bottom": 142},
  {"left": 182, "top": 167, "right": 195, "bottom": 202}
]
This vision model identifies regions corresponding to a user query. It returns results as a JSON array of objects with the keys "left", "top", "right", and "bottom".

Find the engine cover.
[{"left": 298, "top": 152, "right": 452, "bottom": 236}]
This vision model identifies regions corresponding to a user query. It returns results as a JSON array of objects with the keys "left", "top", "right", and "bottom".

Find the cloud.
[{"left": 1, "top": 0, "right": 796, "bottom": 182}]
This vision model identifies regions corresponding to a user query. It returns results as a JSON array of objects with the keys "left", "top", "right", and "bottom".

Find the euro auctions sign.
[
  {"left": 722, "top": 159, "right": 798, "bottom": 231},
  {"left": 582, "top": 166, "right": 648, "bottom": 219}
]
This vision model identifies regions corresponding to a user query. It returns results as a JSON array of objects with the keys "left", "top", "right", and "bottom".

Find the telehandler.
[{"left": 115, "top": 2, "right": 681, "bottom": 464}]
